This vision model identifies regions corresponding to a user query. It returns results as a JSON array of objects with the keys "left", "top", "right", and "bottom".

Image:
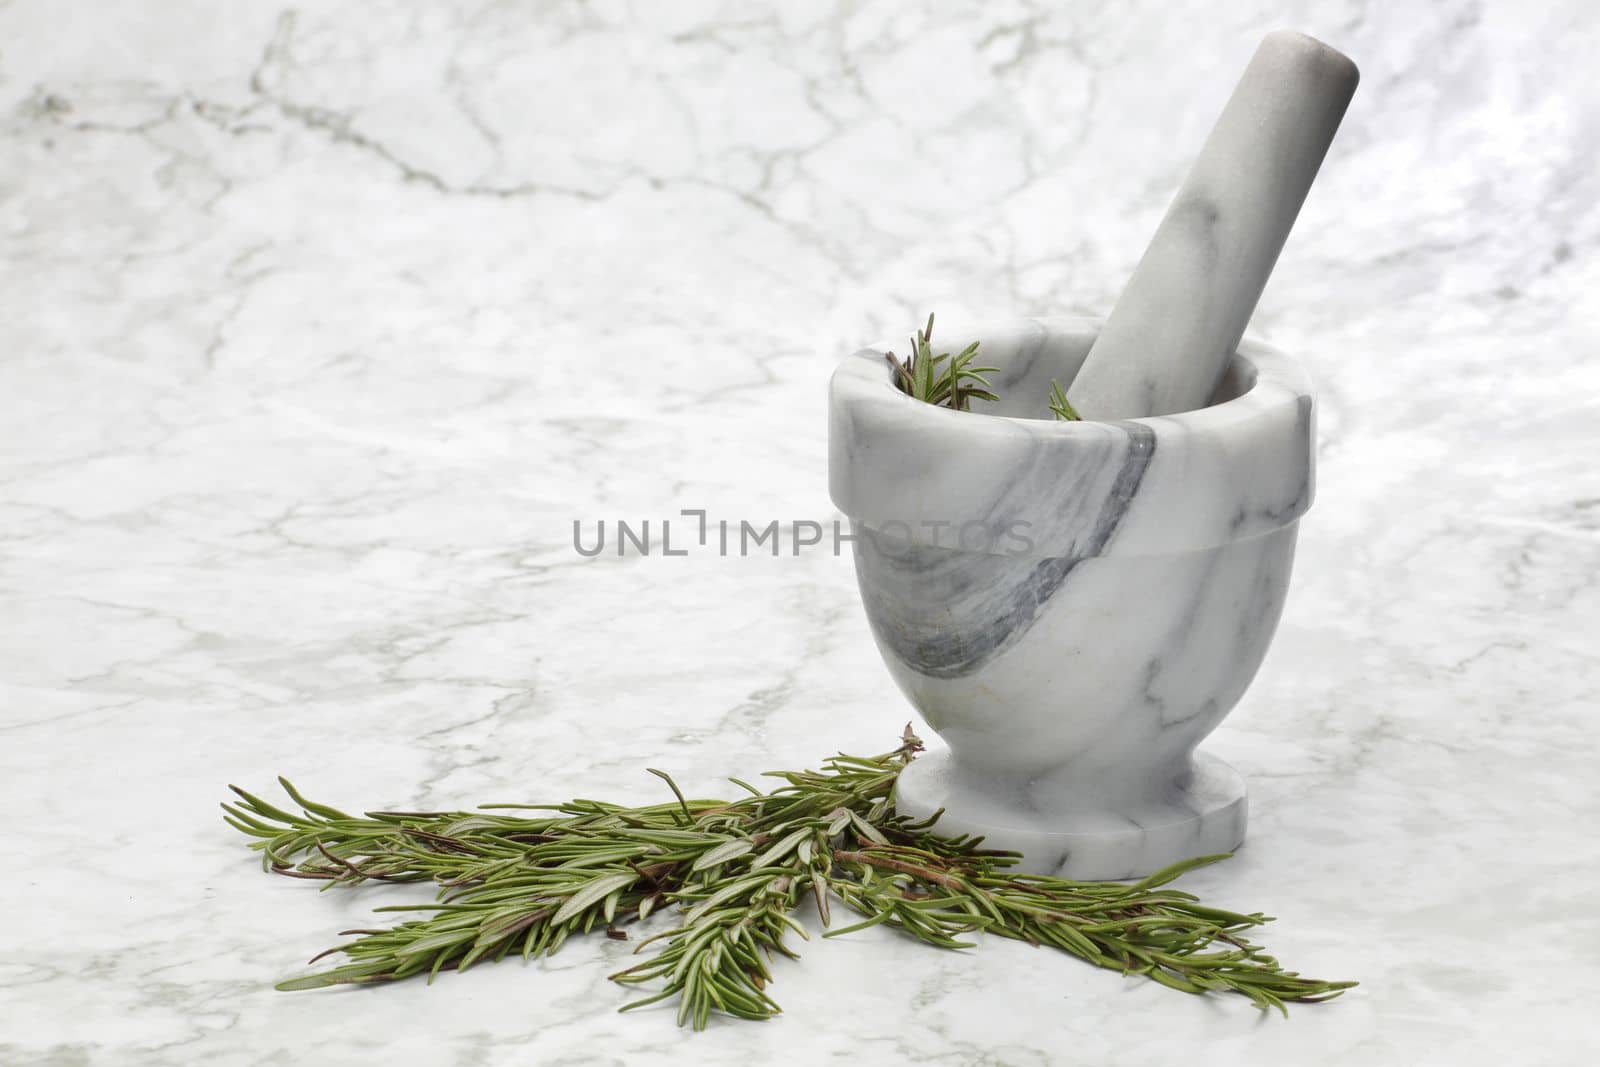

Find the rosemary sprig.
[
  {"left": 883, "top": 314, "right": 1083, "bottom": 420},
  {"left": 1048, "top": 378, "right": 1082, "bottom": 421},
  {"left": 885, "top": 314, "right": 1000, "bottom": 411},
  {"left": 224, "top": 727, "right": 1354, "bottom": 1026}
]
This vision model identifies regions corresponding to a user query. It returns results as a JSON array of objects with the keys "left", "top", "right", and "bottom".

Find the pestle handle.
[{"left": 1066, "top": 31, "right": 1359, "bottom": 420}]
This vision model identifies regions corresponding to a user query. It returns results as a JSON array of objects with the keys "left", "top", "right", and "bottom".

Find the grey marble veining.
[
  {"left": 5, "top": 3, "right": 1600, "bottom": 1065},
  {"left": 831, "top": 319, "right": 1310, "bottom": 878}
]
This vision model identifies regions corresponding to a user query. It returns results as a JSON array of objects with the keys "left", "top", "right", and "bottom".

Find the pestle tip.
[{"left": 1260, "top": 29, "right": 1361, "bottom": 89}]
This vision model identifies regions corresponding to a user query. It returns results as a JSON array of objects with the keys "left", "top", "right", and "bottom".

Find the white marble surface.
[{"left": 3, "top": 2, "right": 1598, "bottom": 1064}]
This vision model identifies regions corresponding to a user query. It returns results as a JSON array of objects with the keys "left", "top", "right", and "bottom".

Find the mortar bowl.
[{"left": 828, "top": 317, "right": 1315, "bottom": 879}]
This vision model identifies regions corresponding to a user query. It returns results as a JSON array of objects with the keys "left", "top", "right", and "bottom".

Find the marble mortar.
[{"left": 828, "top": 317, "right": 1314, "bottom": 879}]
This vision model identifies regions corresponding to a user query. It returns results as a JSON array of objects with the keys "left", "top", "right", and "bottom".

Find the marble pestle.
[{"left": 1065, "top": 31, "right": 1359, "bottom": 420}]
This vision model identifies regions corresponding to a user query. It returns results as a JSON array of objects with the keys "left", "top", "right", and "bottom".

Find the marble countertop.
[{"left": 4, "top": 2, "right": 1598, "bottom": 1064}]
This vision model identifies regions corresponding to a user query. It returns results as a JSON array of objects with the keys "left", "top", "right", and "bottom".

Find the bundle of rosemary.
[{"left": 223, "top": 728, "right": 1353, "bottom": 1028}]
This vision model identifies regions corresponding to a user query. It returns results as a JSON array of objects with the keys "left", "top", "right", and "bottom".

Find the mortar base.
[{"left": 892, "top": 748, "right": 1247, "bottom": 881}]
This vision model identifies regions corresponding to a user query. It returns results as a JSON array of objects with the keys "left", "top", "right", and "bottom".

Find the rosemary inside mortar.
[
  {"left": 223, "top": 726, "right": 1354, "bottom": 1029},
  {"left": 887, "top": 313, "right": 1081, "bottom": 420}
]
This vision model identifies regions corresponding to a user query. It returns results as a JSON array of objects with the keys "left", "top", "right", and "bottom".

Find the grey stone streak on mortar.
[
  {"left": 858, "top": 423, "right": 1157, "bottom": 678},
  {"left": 1226, "top": 395, "right": 1314, "bottom": 537}
]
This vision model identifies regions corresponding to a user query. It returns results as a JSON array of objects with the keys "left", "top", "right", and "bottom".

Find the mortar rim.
[{"left": 831, "top": 315, "right": 1313, "bottom": 440}]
